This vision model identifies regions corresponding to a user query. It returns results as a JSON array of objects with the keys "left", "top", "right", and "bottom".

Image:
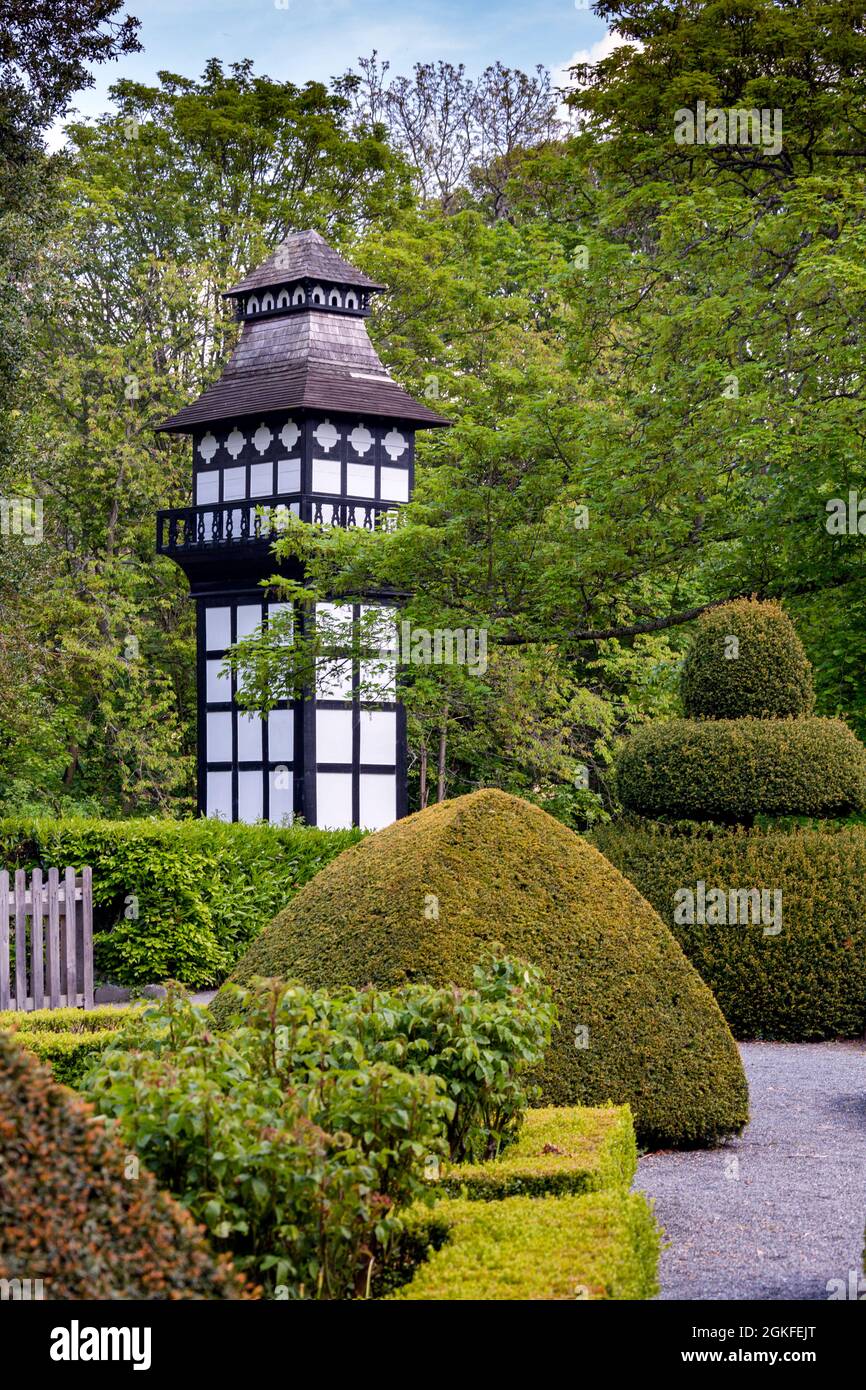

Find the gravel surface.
[{"left": 635, "top": 1041, "right": 866, "bottom": 1300}]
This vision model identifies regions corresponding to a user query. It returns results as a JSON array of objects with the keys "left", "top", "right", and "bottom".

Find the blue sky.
[{"left": 52, "top": 0, "right": 614, "bottom": 140}]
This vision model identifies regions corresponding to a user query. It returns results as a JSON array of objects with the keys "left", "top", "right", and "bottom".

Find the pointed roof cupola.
[{"left": 158, "top": 230, "right": 449, "bottom": 432}]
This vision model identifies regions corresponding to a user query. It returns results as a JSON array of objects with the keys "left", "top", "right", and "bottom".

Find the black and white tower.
[{"left": 156, "top": 230, "right": 449, "bottom": 829}]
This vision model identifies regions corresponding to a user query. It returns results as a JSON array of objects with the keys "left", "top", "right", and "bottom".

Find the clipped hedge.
[
  {"left": 594, "top": 819, "right": 866, "bottom": 1040},
  {"left": 0, "top": 1030, "right": 250, "bottom": 1299},
  {"left": 0, "top": 1006, "right": 139, "bottom": 1087},
  {"left": 385, "top": 1190, "right": 660, "bottom": 1301},
  {"left": 617, "top": 717, "right": 866, "bottom": 824},
  {"left": 437, "top": 1104, "right": 637, "bottom": 1200},
  {"left": 681, "top": 598, "right": 814, "bottom": 720},
  {"left": 215, "top": 789, "right": 749, "bottom": 1148},
  {"left": 0, "top": 816, "right": 361, "bottom": 988}
]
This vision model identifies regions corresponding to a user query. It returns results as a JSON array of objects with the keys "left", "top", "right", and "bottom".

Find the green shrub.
[
  {"left": 215, "top": 954, "right": 556, "bottom": 1163},
  {"left": 0, "top": 816, "right": 360, "bottom": 988},
  {"left": 681, "top": 598, "right": 814, "bottom": 719},
  {"left": 0, "top": 1006, "right": 141, "bottom": 1087},
  {"left": 594, "top": 819, "right": 866, "bottom": 1040},
  {"left": 384, "top": 1190, "right": 660, "bottom": 1301},
  {"left": 617, "top": 717, "right": 866, "bottom": 823},
  {"left": 0, "top": 1004, "right": 137, "bottom": 1034},
  {"left": 0, "top": 1030, "right": 249, "bottom": 1299},
  {"left": 85, "top": 983, "right": 463, "bottom": 1298},
  {"left": 213, "top": 789, "right": 749, "bottom": 1148},
  {"left": 9, "top": 1029, "right": 121, "bottom": 1087},
  {"left": 437, "top": 1104, "right": 637, "bottom": 1200}
]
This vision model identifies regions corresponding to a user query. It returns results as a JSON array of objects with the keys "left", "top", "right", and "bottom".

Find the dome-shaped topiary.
[
  {"left": 680, "top": 599, "right": 814, "bottom": 719},
  {"left": 211, "top": 790, "right": 749, "bottom": 1149},
  {"left": 617, "top": 717, "right": 866, "bottom": 824},
  {"left": 0, "top": 1031, "right": 250, "bottom": 1299}
]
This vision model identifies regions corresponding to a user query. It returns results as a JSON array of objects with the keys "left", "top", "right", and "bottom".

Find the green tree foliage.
[{"left": 6, "top": 1, "right": 866, "bottom": 814}]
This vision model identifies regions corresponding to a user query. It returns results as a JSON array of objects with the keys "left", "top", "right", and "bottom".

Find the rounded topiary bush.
[
  {"left": 616, "top": 717, "right": 866, "bottom": 824},
  {"left": 680, "top": 598, "right": 814, "bottom": 720},
  {"left": 0, "top": 1031, "right": 250, "bottom": 1299},
  {"left": 212, "top": 790, "right": 748, "bottom": 1149},
  {"left": 594, "top": 820, "right": 866, "bottom": 1041}
]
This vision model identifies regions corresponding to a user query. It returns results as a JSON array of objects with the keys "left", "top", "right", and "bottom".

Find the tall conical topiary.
[{"left": 212, "top": 789, "right": 749, "bottom": 1149}]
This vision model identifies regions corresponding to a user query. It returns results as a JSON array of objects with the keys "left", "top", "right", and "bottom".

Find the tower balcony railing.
[{"left": 156, "top": 495, "right": 398, "bottom": 555}]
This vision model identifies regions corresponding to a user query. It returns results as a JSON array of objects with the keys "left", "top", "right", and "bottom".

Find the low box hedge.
[
  {"left": 594, "top": 819, "right": 866, "bottom": 1040},
  {"left": 0, "top": 1005, "right": 141, "bottom": 1087},
  {"left": 385, "top": 1190, "right": 660, "bottom": 1300},
  {"left": 437, "top": 1104, "right": 637, "bottom": 1199},
  {"left": 0, "top": 816, "right": 361, "bottom": 988},
  {"left": 616, "top": 717, "right": 866, "bottom": 823}
]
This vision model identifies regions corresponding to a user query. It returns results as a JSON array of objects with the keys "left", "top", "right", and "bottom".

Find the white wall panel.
[
  {"left": 359, "top": 775, "right": 396, "bottom": 830},
  {"left": 359, "top": 659, "right": 396, "bottom": 700},
  {"left": 223, "top": 466, "right": 246, "bottom": 501},
  {"left": 206, "top": 772, "right": 232, "bottom": 820},
  {"left": 206, "top": 659, "right": 231, "bottom": 703},
  {"left": 237, "top": 770, "right": 263, "bottom": 824},
  {"left": 312, "top": 458, "right": 341, "bottom": 493},
  {"left": 249, "top": 462, "right": 273, "bottom": 497},
  {"left": 236, "top": 605, "right": 263, "bottom": 640},
  {"left": 268, "top": 708, "right": 294, "bottom": 760},
  {"left": 205, "top": 606, "right": 231, "bottom": 651},
  {"left": 380, "top": 467, "right": 409, "bottom": 502},
  {"left": 277, "top": 458, "right": 301, "bottom": 493},
  {"left": 196, "top": 472, "right": 219, "bottom": 505},
  {"left": 316, "top": 708, "right": 353, "bottom": 763},
  {"left": 206, "top": 711, "right": 233, "bottom": 762},
  {"left": 346, "top": 463, "right": 376, "bottom": 498},
  {"left": 237, "top": 712, "right": 263, "bottom": 761},
  {"left": 269, "top": 773, "right": 293, "bottom": 825},
  {"left": 360, "top": 710, "right": 396, "bottom": 765},
  {"left": 316, "top": 773, "right": 354, "bottom": 829}
]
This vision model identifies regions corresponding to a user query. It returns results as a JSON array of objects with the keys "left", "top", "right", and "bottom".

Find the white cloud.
[{"left": 552, "top": 29, "right": 640, "bottom": 126}]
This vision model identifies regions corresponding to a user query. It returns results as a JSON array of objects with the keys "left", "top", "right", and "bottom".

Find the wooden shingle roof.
[
  {"left": 224, "top": 230, "right": 386, "bottom": 297},
  {"left": 157, "top": 299, "right": 449, "bottom": 432}
]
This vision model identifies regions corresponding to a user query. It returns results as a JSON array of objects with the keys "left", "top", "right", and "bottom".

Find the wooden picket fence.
[{"left": 0, "top": 868, "right": 93, "bottom": 1012}]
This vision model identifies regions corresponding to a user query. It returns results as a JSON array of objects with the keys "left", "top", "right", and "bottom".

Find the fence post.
[
  {"left": 14, "top": 868, "right": 27, "bottom": 1011},
  {"left": 81, "top": 867, "right": 94, "bottom": 1010},
  {"left": 0, "top": 871, "right": 8, "bottom": 1010},
  {"left": 31, "top": 867, "right": 44, "bottom": 1010},
  {"left": 46, "top": 868, "right": 60, "bottom": 1010},
  {"left": 64, "top": 867, "right": 77, "bottom": 1008}
]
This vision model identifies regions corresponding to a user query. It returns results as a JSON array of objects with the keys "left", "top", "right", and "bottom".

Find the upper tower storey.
[
  {"left": 155, "top": 231, "right": 448, "bottom": 572},
  {"left": 156, "top": 229, "right": 448, "bottom": 435}
]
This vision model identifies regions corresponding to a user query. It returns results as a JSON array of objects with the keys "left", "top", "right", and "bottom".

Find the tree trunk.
[
  {"left": 437, "top": 707, "right": 449, "bottom": 803},
  {"left": 419, "top": 742, "right": 429, "bottom": 810}
]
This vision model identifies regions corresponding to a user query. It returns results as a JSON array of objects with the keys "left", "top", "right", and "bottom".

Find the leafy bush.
[
  {"left": 87, "top": 962, "right": 551, "bottom": 1299},
  {"left": 681, "top": 598, "right": 814, "bottom": 719},
  {"left": 0, "top": 1005, "right": 137, "bottom": 1034},
  {"left": 215, "top": 954, "right": 556, "bottom": 1163},
  {"left": 595, "top": 819, "right": 866, "bottom": 1040},
  {"left": 0, "top": 1030, "right": 249, "bottom": 1299},
  {"left": 0, "top": 816, "right": 360, "bottom": 988},
  {"left": 437, "top": 1104, "right": 637, "bottom": 1200},
  {"left": 617, "top": 717, "right": 866, "bottom": 823},
  {"left": 213, "top": 789, "right": 749, "bottom": 1148},
  {"left": 384, "top": 1190, "right": 660, "bottom": 1301},
  {"left": 0, "top": 1005, "right": 141, "bottom": 1087}
]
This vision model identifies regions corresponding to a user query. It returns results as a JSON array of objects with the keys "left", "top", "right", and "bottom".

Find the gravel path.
[{"left": 636, "top": 1041, "right": 866, "bottom": 1300}]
